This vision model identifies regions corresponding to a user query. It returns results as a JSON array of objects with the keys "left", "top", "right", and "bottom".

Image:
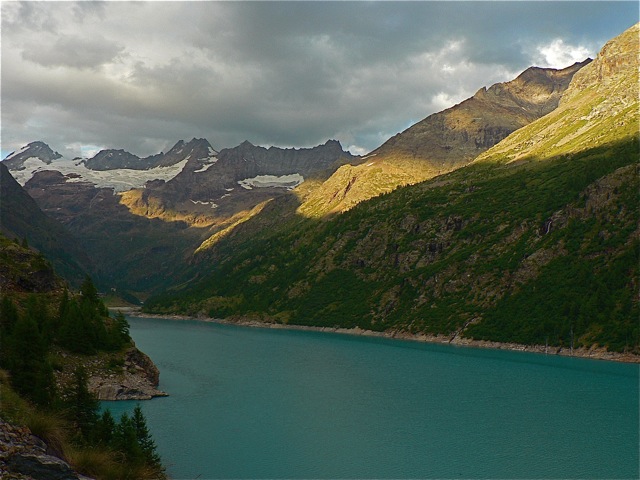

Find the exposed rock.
[
  {"left": 2, "top": 141, "right": 62, "bottom": 170},
  {"left": 84, "top": 138, "right": 210, "bottom": 171},
  {"left": 87, "top": 348, "right": 167, "bottom": 401},
  {"left": 374, "top": 60, "right": 590, "bottom": 168},
  {"left": 0, "top": 418, "right": 93, "bottom": 480},
  {"left": 298, "top": 60, "right": 590, "bottom": 216}
]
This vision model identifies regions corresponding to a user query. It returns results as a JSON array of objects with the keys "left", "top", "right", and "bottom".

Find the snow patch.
[
  {"left": 5, "top": 155, "right": 189, "bottom": 192},
  {"left": 4, "top": 144, "right": 30, "bottom": 160},
  {"left": 238, "top": 173, "right": 304, "bottom": 190},
  {"left": 190, "top": 200, "right": 218, "bottom": 209},
  {"left": 193, "top": 156, "right": 218, "bottom": 173}
]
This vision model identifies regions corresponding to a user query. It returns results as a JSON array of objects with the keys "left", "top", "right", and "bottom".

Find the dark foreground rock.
[{"left": 0, "top": 418, "right": 93, "bottom": 480}]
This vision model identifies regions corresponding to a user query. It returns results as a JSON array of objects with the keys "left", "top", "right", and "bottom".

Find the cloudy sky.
[{"left": 1, "top": 1, "right": 637, "bottom": 159}]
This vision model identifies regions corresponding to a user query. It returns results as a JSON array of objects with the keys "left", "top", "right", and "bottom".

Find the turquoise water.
[{"left": 105, "top": 316, "right": 639, "bottom": 479}]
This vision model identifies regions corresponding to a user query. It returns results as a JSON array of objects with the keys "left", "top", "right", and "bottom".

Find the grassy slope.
[{"left": 145, "top": 25, "right": 639, "bottom": 353}]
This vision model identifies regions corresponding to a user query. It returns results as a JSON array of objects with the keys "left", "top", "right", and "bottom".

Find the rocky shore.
[
  {"left": 54, "top": 345, "right": 167, "bottom": 402},
  {"left": 133, "top": 310, "right": 640, "bottom": 363},
  {"left": 87, "top": 347, "right": 168, "bottom": 401}
]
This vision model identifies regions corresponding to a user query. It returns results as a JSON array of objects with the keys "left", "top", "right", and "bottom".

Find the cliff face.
[
  {"left": 562, "top": 22, "right": 637, "bottom": 100},
  {"left": 88, "top": 347, "right": 167, "bottom": 401},
  {"left": 0, "top": 163, "right": 91, "bottom": 287}
]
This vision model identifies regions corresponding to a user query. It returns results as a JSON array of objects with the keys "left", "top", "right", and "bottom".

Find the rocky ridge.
[
  {"left": 2, "top": 142, "right": 62, "bottom": 171},
  {"left": 297, "top": 60, "right": 589, "bottom": 217}
]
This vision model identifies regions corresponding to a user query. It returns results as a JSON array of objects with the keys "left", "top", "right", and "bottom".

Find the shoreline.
[{"left": 121, "top": 308, "right": 640, "bottom": 364}]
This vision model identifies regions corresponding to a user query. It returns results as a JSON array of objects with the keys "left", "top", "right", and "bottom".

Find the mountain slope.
[
  {"left": 0, "top": 163, "right": 91, "bottom": 286},
  {"left": 297, "top": 60, "right": 588, "bottom": 217},
  {"left": 14, "top": 138, "right": 356, "bottom": 297},
  {"left": 123, "top": 139, "right": 357, "bottom": 221},
  {"left": 145, "top": 23, "right": 639, "bottom": 355}
]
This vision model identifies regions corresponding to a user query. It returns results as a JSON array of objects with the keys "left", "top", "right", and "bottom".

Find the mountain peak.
[
  {"left": 561, "top": 22, "right": 638, "bottom": 104},
  {"left": 2, "top": 141, "right": 62, "bottom": 169}
]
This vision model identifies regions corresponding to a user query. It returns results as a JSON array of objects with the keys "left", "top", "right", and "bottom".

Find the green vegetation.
[
  {"left": 146, "top": 135, "right": 639, "bottom": 354},
  {"left": 145, "top": 35, "right": 639, "bottom": 356},
  {"left": 0, "top": 241, "right": 164, "bottom": 479}
]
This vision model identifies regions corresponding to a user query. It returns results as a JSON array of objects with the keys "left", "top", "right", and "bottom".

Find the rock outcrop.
[
  {"left": 373, "top": 60, "right": 590, "bottom": 168},
  {"left": 0, "top": 418, "right": 93, "bottom": 480},
  {"left": 88, "top": 348, "right": 167, "bottom": 401}
]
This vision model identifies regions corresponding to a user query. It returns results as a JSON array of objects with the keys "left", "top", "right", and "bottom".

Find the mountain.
[
  {"left": 297, "top": 60, "right": 589, "bottom": 217},
  {"left": 0, "top": 162, "right": 91, "bottom": 286},
  {"left": 21, "top": 167, "right": 206, "bottom": 297},
  {"left": 144, "top": 23, "right": 639, "bottom": 355},
  {"left": 84, "top": 137, "right": 214, "bottom": 171},
  {"left": 123, "top": 138, "right": 358, "bottom": 220},
  {"left": 3, "top": 140, "right": 190, "bottom": 192},
  {"left": 2, "top": 141, "right": 63, "bottom": 170},
  {"left": 7, "top": 137, "right": 355, "bottom": 296}
]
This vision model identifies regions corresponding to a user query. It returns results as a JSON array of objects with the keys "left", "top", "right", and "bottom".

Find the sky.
[{"left": 1, "top": 1, "right": 637, "bottom": 160}]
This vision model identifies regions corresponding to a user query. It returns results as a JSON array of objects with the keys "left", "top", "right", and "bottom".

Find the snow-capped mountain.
[
  {"left": 3, "top": 141, "right": 63, "bottom": 169},
  {"left": 2, "top": 139, "right": 214, "bottom": 192}
]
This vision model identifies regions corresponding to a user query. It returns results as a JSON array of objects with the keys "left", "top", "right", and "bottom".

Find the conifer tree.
[
  {"left": 0, "top": 295, "right": 19, "bottom": 336},
  {"left": 67, "top": 366, "right": 100, "bottom": 441},
  {"left": 94, "top": 409, "right": 116, "bottom": 446},
  {"left": 58, "top": 299, "right": 91, "bottom": 354},
  {"left": 132, "top": 404, "right": 162, "bottom": 468},
  {"left": 113, "top": 412, "right": 145, "bottom": 466},
  {"left": 80, "top": 276, "right": 99, "bottom": 305},
  {"left": 8, "top": 313, "right": 55, "bottom": 406},
  {"left": 109, "top": 311, "right": 131, "bottom": 349}
]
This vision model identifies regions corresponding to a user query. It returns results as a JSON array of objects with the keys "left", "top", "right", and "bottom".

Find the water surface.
[{"left": 105, "top": 316, "right": 639, "bottom": 479}]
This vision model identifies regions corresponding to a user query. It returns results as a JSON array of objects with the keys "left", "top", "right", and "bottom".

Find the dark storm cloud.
[{"left": 1, "top": 1, "right": 637, "bottom": 159}]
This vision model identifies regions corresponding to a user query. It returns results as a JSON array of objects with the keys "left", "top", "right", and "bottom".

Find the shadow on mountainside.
[{"left": 144, "top": 137, "right": 639, "bottom": 354}]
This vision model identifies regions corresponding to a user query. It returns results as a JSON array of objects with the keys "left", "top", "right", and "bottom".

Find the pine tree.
[
  {"left": 80, "top": 276, "right": 99, "bottom": 305},
  {"left": 113, "top": 412, "right": 145, "bottom": 466},
  {"left": 0, "top": 296, "right": 19, "bottom": 368},
  {"left": 108, "top": 311, "right": 131, "bottom": 349},
  {"left": 132, "top": 404, "right": 162, "bottom": 468},
  {"left": 67, "top": 366, "right": 100, "bottom": 441},
  {"left": 94, "top": 409, "right": 116, "bottom": 446},
  {"left": 7, "top": 313, "right": 55, "bottom": 406}
]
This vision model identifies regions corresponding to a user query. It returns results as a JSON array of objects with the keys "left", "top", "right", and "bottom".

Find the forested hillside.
[
  {"left": 0, "top": 234, "right": 164, "bottom": 479},
  {"left": 144, "top": 24, "right": 639, "bottom": 355}
]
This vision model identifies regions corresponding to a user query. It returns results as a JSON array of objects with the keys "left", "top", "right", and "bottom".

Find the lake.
[{"left": 104, "top": 316, "right": 639, "bottom": 479}]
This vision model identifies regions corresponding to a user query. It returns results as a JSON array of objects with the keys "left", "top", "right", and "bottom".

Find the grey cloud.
[
  {"left": 22, "top": 34, "right": 125, "bottom": 70},
  {"left": 2, "top": 1, "right": 637, "bottom": 159}
]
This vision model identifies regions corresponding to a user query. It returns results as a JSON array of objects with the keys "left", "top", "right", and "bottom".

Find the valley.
[{"left": 2, "top": 23, "right": 638, "bottom": 357}]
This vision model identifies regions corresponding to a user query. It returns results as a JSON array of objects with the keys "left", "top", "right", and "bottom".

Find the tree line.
[{"left": 0, "top": 276, "right": 164, "bottom": 479}]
